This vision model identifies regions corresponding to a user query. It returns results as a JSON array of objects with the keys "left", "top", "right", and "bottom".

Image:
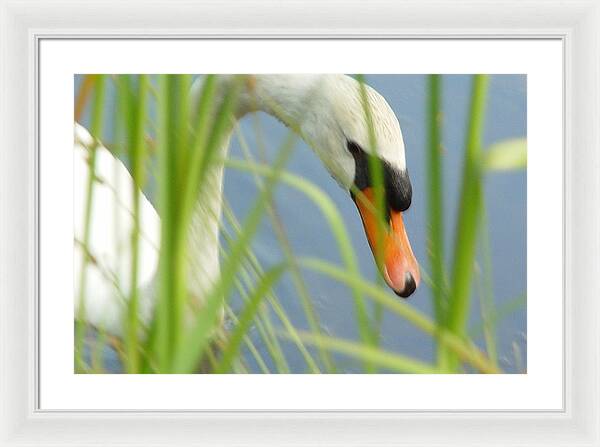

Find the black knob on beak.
[{"left": 394, "top": 272, "right": 416, "bottom": 298}]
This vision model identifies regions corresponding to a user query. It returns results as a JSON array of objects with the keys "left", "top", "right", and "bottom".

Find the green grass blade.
[
  {"left": 75, "top": 74, "right": 106, "bottom": 372},
  {"left": 356, "top": 75, "right": 386, "bottom": 273},
  {"left": 124, "top": 75, "right": 149, "bottom": 373},
  {"left": 445, "top": 74, "right": 489, "bottom": 370},
  {"left": 154, "top": 74, "right": 227, "bottom": 372},
  {"left": 175, "top": 74, "right": 193, "bottom": 176},
  {"left": 426, "top": 74, "right": 451, "bottom": 369},
  {"left": 476, "top": 203, "right": 498, "bottom": 365},
  {"left": 356, "top": 75, "right": 386, "bottom": 364},
  {"left": 426, "top": 75, "right": 447, "bottom": 324},
  {"left": 153, "top": 74, "right": 176, "bottom": 371},
  {"left": 283, "top": 330, "right": 442, "bottom": 374},
  {"left": 169, "top": 75, "right": 193, "bottom": 359},
  {"left": 215, "top": 263, "right": 287, "bottom": 373}
]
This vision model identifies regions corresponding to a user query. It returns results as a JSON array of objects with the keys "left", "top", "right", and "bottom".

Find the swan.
[{"left": 74, "top": 74, "right": 420, "bottom": 337}]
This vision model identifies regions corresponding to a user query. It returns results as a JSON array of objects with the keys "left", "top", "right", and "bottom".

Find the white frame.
[{"left": 1, "top": 0, "right": 598, "bottom": 445}]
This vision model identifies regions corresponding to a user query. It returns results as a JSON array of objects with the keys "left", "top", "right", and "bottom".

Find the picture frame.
[{"left": 0, "top": 0, "right": 598, "bottom": 445}]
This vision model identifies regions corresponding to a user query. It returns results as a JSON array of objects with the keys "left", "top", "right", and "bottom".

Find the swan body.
[
  {"left": 75, "top": 74, "right": 419, "bottom": 336},
  {"left": 74, "top": 124, "right": 159, "bottom": 335}
]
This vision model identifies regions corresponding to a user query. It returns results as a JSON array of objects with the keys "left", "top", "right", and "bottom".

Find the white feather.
[{"left": 74, "top": 124, "right": 159, "bottom": 335}]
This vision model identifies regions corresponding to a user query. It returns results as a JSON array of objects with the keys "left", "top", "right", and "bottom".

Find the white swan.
[{"left": 74, "top": 74, "right": 420, "bottom": 336}]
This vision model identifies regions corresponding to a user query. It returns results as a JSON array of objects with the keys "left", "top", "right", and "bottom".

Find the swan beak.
[{"left": 353, "top": 187, "right": 420, "bottom": 298}]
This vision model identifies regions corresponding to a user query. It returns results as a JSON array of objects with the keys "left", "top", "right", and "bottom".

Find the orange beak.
[{"left": 353, "top": 187, "right": 420, "bottom": 298}]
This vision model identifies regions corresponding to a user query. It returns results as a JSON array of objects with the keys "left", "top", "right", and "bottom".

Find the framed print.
[{"left": 1, "top": 0, "right": 599, "bottom": 446}]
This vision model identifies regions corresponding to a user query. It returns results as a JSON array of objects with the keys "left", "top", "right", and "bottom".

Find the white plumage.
[
  {"left": 74, "top": 74, "right": 414, "bottom": 336},
  {"left": 74, "top": 124, "right": 160, "bottom": 335}
]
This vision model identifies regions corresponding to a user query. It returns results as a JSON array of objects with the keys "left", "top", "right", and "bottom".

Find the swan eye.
[
  {"left": 346, "top": 140, "right": 363, "bottom": 156},
  {"left": 346, "top": 139, "right": 412, "bottom": 212}
]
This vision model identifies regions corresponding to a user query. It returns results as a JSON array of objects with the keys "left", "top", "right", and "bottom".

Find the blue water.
[{"left": 76, "top": 74, "right": 527, "bottom": 373}]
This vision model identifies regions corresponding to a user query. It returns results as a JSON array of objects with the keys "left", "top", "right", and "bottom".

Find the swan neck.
[
  {"left": 186, "top": 74, "right": 327, "bottom": 301},
  {"left": 186, "top": 124, "right": 232, "bottom": 302},
  {"left": 239, "top": 75, "right": 328, "bottom": 126}
]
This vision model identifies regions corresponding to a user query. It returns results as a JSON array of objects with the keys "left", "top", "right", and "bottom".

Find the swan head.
[
  {"left": 232, "top": 74, "right": 420, "bottom": 297},
  {"left": 292, "top": 75, "right": 421, "bottom": 298}
]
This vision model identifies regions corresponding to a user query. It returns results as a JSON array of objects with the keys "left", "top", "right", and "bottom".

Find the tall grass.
[
  {"left": 75, "top": 74, "right": 106, "bottom": 371},
  {"left": 74, "top": 74, "right": 525, "bottom": 374},
  {"left": 443, "top": 75, "right": 489, "bottom": 371},
  {"left": 447, "top": 75, "right": 489, "bottom": 335},
  {"left": 424, "top": 74, "right": 527, "bottom": 372},
  {"left": 426, "top": 74, "right": 449, "bottom": 367},
  {"left": 121, "top": 74, "right": 150, "bottom": 373}
]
